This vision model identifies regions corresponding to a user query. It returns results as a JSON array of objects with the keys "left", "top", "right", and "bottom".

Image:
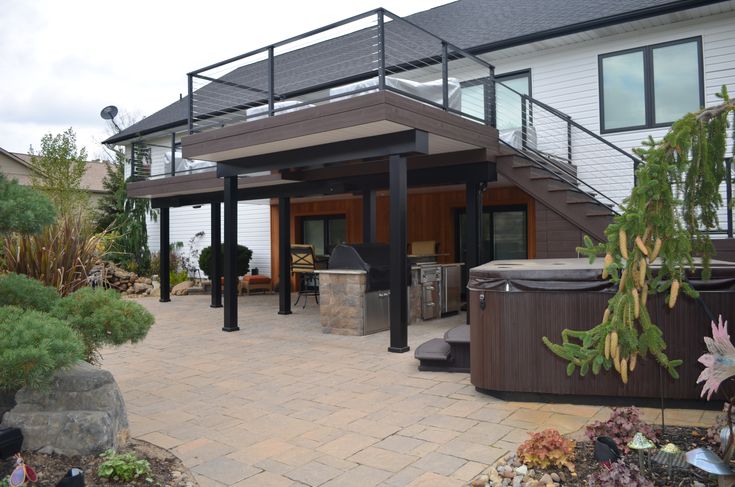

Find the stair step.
[
  {"left": 587, "top": 210, "right": 615, "bottom": 217},
  {"left": 512, "top": 159, "right": 534, "bottom": 169},
  {"left": 444, "top": 325, "right": 470, "bottom": 345},
  {"left": 415, "top": 338, "right": 451, "bottom": 361}
]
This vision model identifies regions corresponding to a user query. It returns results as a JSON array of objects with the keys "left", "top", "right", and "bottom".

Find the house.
[
  {"left": 103, "top": 0, "right": 735, "bottom": 345},
  {"left": 0, "top": 147, "right": 109, "bottom": 205}
]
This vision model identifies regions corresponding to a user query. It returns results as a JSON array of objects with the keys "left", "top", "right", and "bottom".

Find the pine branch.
[{"left": 544, "top": 86, "right": 735, "bottom": 384}]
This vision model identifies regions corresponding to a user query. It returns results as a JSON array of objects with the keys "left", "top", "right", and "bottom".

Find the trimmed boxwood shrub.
[
  {"left": 0, "top": 272, "right": 60, "bottom": 312},
  {"left": 198, "top": 244, "right": 252, "bottom": 279},
  {"left": 51, "top": 288, "right": 154, "bottom": 364},
  {"left": 0, "top": 306, "right": 84, "bottom": 391}
]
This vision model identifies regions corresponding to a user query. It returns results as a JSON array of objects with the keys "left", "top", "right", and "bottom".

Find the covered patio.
[{"left": 105, "top": 294, "right": 714, "bottom": 486}]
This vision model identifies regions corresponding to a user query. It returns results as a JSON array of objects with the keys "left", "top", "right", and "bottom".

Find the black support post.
[
  {"left": 388, "top": 155, "right": 409, "bottom": 353},
  {"left": 210, "top": 202, "right": 222, "bottom": 308},
  {"left": 159, "top": 207, "right": 171, "bottom": 303},
  {"left": 362, "top": 190, "right": 376, "bottom": 243},
  {"left": 727, "top": 158, "right": 733, "bottom": 239},
  {"left": 465, "top": 182, "right": 482, "bottom": 324},
  {"left": 222, "top": 177, "right": 239, "bottom": 331},
  {"left": 278, "top": 197, "right": 292, "bottom": 315},
  {"left": 170, "top": 133, "right": 176, "bottom": 177}
]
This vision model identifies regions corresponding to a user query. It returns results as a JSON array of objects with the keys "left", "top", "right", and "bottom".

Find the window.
[
  {"left": 460, "top": 70, "right": 531, "bottom": 129},
  {"left": 300, "top": 215, "right": 346, "bottom": 256},
  {"left": 599, "top": 37, "right": 703, "bottom": 132},
  {"left": 455, "top": 205, "right": 528, "bottom": 296},
  {"left": 495, "top": 71, "right": 531, "bottom": 131}
]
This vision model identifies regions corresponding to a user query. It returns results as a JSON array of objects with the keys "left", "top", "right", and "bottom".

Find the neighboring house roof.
[
  {"left": 103, "top": 0, "right": 725, "bottom": 145},
  {"left": 5, "top": 149, "right": 109, "bottom": 193}
]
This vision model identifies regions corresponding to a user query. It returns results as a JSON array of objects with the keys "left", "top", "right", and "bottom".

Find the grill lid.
[{"left": 329, "top": 244, "right": 391, "bottom": 291}]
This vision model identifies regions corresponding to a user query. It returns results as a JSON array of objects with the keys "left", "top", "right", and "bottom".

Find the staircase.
[
  {"left": 496, "top": 149, "right": 616, "bottom": 242},
  {"left": 415, "top": 324, "right": 470, "bottom": 373}
]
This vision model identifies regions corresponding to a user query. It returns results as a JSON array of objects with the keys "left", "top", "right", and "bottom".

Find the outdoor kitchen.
[{"left": 318, "top": 242, "right": 462, "bottom": 336}]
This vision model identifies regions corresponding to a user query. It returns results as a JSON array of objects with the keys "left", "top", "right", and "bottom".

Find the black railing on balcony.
[
  {"left": 187, "top": 8, "right": 494, "bottom": 134},
  {"left": 128, "top": 137, "right": 215, "bottom": 181},
  {"left": 181, "top": 7, "right": 735, "bottom": 236}
]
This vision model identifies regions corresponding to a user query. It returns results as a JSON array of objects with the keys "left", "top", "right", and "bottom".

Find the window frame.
[
  {"left": 598, "top": 36, "right": 704, "bottom": 134},
  {"left": 460, "top": 69, "right": 532, "bottom": 124},
  {"left": 298, "top": 214, "right": 347, "bottom": 256}
]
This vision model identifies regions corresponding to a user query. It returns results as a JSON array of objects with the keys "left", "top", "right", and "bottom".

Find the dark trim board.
[
  {"left": 182, "top": 91, "right": 498, "bottom": 161},
  {"left": 217, "top": 130, "right": 429, "bottom": 176},
  {"left": 149, "top": 162, "right": 497, "bottom": 209}
]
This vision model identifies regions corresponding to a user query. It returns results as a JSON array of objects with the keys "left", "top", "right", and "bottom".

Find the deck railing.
[
  {"left": 178, "top": 8, "right": 735, "bottom": 236},
  {"left": 186, "top": 8, "right": 493, "bottom": 134},
  {"left": 128, "top": 138, "right": 215, "bottom": 181}
]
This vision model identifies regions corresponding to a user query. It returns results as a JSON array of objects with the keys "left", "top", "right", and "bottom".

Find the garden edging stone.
[{"left": 2, "top": 361, "right": 129, "bottom": 456}]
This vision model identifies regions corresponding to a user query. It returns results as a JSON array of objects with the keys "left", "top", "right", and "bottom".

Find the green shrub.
[
  {"left": 169, "top": 270, "right": 188, "bottom": 286},
  {"left": 97, "top": 449, "right": 152, "bottom": 483},
  {"left": 51, "top": 288, "right": 154, "bottom": 364},
  {"left": 0, "top": 272, "right": 60, "bottom": 312},
  {"left": 0, "top": 306, "right": 84, "bottom": 391},
  {"left": 3, "top": 212, "right": 106, "bottom": 296},
  {"left": 198, "top": 244, "right": 252, "bottom": 279}
]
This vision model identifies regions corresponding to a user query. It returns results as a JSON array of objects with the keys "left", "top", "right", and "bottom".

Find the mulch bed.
[
  {"left": 542, "top": 426, "right": 719, "bottom": 486},
  {"left": 0, "top": 439, "right": 197, "bottom": 487}
]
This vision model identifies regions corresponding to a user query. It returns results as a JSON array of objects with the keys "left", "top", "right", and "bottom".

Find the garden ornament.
[
  {"left": 721, "top": 426, "right": 735, "bottom": 463},
  {"left": 697, "top": 316, "right": 735, "bottom": 400},
  {"left": 655, "top": 443, "right": 683, "bottom": 477},
  {"left": 693, "top": 315, "right": 735, "bottom": 486},
  {"left": 9, "top": 454, "right": 37, "bottom": 487},
  {"left": 593, "top": 436, "right": 620, "bottom": 467},
  {"left": 627, "top": 432, "right": 655, "bottom": 469}
]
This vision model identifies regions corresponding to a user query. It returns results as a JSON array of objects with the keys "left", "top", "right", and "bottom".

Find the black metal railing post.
[
  {"left": 521, "top": 95, "right": 528, "bottom": 150},
  {"left": 487, "top": 66, "right": 496, "bottom": 127},
  {"left": 170, "top": 133, "right": 176, "bottom": 177},
  {"left": 130, "top": 142, "right": 136, "bottom": 179},
  {"left": 268, "top": 46, "right": 275, "bottom": 117},
  {"left": 727, "top": 157, "right": 733, "bottom": 238},
  {"left": 566, "top": 118, "right": 572, "bottom": 164},
  {"left": 633, "top": 157, "right": 640, "bottom": 186},
  {"left": 187, "top": 74, "right": 194, "bottom": 134},
  {"left": 377, "top": 9, "right": 385, "bottom": 90},
  {"left": 441, "top": 41, "right": 449, "bottom": 111}
]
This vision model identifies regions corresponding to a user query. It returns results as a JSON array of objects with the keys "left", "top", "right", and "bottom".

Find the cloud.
[{"left": 0, "top": 0, "right": 453, "bottom": 157}]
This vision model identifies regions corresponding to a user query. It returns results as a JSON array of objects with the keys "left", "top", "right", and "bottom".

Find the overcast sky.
[{"left": 0, "top": 0, "right": 454, "bottom": 160}]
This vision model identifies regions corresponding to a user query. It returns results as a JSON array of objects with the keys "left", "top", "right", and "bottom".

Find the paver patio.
[{"left": 104, "top": 295, "right": 713, "bottom": 487}]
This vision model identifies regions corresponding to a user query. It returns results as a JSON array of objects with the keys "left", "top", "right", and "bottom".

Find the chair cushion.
[{"left": 243, "top": 275, "right": 271, "bottom": 284}]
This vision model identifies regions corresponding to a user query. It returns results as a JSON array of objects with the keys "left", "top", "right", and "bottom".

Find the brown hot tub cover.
[{"left": 468, "top": 258, "right": 735, "bottom": 293}]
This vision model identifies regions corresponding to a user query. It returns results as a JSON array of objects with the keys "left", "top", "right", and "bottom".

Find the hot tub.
[{"left": 468, "top": 258, "right": 735, "bottom": 402}]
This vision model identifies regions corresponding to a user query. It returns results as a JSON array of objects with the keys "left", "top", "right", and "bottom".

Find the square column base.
[
  {"left": 222, "top": 326, "right": 240, "bottom": 332},
  {"left": 388, "top": 346, "right": 410, "bottom": 353}
]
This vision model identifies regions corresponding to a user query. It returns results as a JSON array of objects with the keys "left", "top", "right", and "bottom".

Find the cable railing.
[
  {"left": 178, "top": 6, "right": 735, "bottom": 238},
  {"left": 128, "top": 139, "right": 215, "bottom": 182},
  {"left": 186, "top": 8, "right": 493, "bottom": 134}
]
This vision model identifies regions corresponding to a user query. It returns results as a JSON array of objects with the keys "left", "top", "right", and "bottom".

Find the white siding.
[
  {"left": 147, "top": 200, "right": 271, "bottom": 278},
  {"left": 475, "top": 9, "right": 735, "bottom": 222}
]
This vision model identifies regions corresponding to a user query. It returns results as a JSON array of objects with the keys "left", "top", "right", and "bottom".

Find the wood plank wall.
[{"left": 270, "top": 186, "right": 535, "bottom": 286}]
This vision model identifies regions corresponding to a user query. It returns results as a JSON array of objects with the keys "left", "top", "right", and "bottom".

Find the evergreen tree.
[
  {"left": 29, "top": 127, "right": 90, "bottom": 214},
  {"left": 95, "top": 152, "right": 153, "bottom": 274},
  {"left": 0, "top": 173, "right": 55, "bottom": 235},
  {"left": 544, "top": 87, "right": 735, "bottom": 384}
]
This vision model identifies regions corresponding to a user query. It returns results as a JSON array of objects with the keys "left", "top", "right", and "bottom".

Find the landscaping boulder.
[
  {"left": 2, "top": 361, "right": 129, "bottom": 456},
  {"left": 171, "top": 280, "right": 194, "bottom": 296}
]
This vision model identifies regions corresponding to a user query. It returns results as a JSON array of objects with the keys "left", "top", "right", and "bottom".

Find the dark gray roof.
[{"left": 104, "top": 0, "right": 718, "bottom": 144}]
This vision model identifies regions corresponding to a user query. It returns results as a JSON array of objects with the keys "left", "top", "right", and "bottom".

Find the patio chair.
[{"left": 291, "top": 244, "right": 321, "bottom": 308}]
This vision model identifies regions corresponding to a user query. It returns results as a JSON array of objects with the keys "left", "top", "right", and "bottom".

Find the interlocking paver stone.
[
  {"left": 192, "top": 457, "right": 262, "bottom": 485},
  {"left": 100, "top": 295, "right": 712, "bottom": 486}
]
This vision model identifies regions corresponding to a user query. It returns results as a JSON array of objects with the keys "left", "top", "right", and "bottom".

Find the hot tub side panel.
[{"left": 470, "top": 288, "right": 735, "bottom": 401}]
